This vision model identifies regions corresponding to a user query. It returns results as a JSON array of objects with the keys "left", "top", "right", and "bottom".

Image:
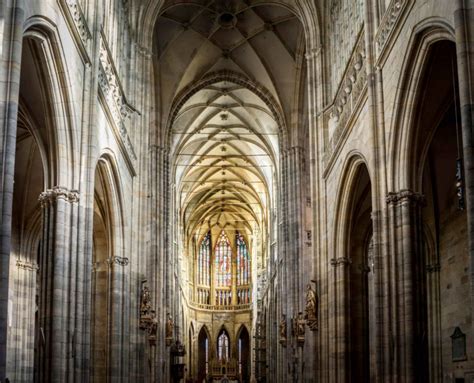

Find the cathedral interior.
[{"left": 1, "top": 0, "right": 474, "bottom": 382}]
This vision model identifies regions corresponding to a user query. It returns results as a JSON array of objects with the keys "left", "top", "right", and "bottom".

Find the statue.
[
  {"left": 166, "top": 313, "right": 174, "bottom": 346},
  {"left": 140, "top": 285, "right": 152, "bottom": 315},
  {"left": 279, "top": 314, "right": 287, "bottom": 346},
  {"left": 297, "top": 312, "right": 305, "bottom": 337},
  {"left": 292, "top": 312, "right": 305, "bottom": 346},
  {"left": 139, "top": 284, "right": 153, "bottom": 330},
  {"left": 304, "top": 282, "right": 318, "bottom": 331},
  {"left": 147, "top": 310, "right": 158, "bottom": 346}
]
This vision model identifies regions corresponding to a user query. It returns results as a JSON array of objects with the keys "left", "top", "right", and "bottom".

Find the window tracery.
[
  {"left": 237, "top": 233, "right": 249, "bottom": 286},
  {"left": 198, "top": 233, "right": 211, "bottom": 286},
  {"left": 215, "top": 231, "right": 232, "bottom": 287},
  {"left": 217, "top": 330, "right": 230, "bottom": 360}
]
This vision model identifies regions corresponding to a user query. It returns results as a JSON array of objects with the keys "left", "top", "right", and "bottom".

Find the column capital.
[
  {"left": 386, "top": 189, "right": 424, "bottom": 205},
  {"left": 38, "top": 186, "right": 80, "bottom": 206},
  {"left": 16, "top": 259, "right": 38, "bottom": 271},
  {"left": 330, "top": 257, "right": 351, "bottom": 267},
  {"left": 107, "top": 256, "right": 130, "bottom": 267}
]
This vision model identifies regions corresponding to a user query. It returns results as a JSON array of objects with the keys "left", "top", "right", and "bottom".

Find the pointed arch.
[
  {"left": 388, "top": 19, "right": 455, "bottom": 192},
  {"left": 22, "top": 16, "right": 78, "bottom": 188}
]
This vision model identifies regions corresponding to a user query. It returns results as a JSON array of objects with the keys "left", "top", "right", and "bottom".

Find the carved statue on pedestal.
[
  {"left": 304, "top": 282, "right": 318, "bottom": 331},
  {"left": 147, "top": 310, "right": 158, "bottom": 346},
  {"left": 292, "top": 312, "right": 305, "bottom": 346},
  {"left": 166, "top": 313, "right": 174, "bottom": 346},
  {"left": 139, "top": 284, "right": 153, "bottom": 330}
]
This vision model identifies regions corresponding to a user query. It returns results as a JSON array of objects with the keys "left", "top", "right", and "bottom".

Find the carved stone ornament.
[
  {"left": 107, "top": 256, "right": 129, "bottom": 266},
  {"left": 386, "top": 189, "right": 425, "bottom": 205},
  {"left": 279, "top": 314, "right": 287, "bottom": 347},
  {"left": 166, "top": 313, "right": 174, "bottom": 346},
  {"left": 63, "top": 0, "right": 91, "bottom": 44},
  {"left": 98, "top": 34, "right": 137, "bottom": 162},
  {"left": 16, "top": 259, "right": 38, "bottom": 271},
  {"left": 304, "top": 283, "right": 318, "bottom": 331},
  {"left": 39, "top": 186, "right": 80, "bottom": 206}
]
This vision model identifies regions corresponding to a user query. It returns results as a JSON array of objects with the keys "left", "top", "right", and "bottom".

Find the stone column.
[
  {"left": 107, "top": 255, "right": 130, "bottom": 382},
  {"left": 330, "top": 256, "right": 350, "bottom": 383},
  {"left": 0, "top": 1, "right": 24, "bottom": 379},
  {"left": 38, "top": 186, "right": 79, "bottom": 383},
  {"left": 454, "top": 0, "right": 474, "bottom": 342},
  {"left": 148, "top": 145, "right": 170, "bottom": 382},
  {"left": 281, "top": 146, "right": 306, "bottom": 383},
  {"left": 386, "top": 190, "right": 424, "bottom": 383}
]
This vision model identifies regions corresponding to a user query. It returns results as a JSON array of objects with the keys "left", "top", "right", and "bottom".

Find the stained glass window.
[
  {"left": 215, "top": 231, "right": 232, "bottom": 287},
  {"left": 198, "top": 233, "right": 210, "bottom": 286},
  {"left": 237, "top": 233, "right": 250, "bottom": 285},
  {"left": 218, "top": 330, "right": 230, "bottom": 360}
]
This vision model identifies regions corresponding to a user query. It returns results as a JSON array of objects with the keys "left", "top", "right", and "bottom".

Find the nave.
[{"left": 0, "top": 0, "right": 474, "bottom": 382}]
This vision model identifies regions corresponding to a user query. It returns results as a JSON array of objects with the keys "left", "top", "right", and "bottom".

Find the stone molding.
[
  {"left": 59, "top": 0, "right": 91, "bottom": 63},
  {"left": 386, "top": 189, "right": 425, "bottom": 205},
  {"left": 38, "top": 186, "right": 80, "bottom": 206},
  {"left": 16, "top": 259, "right": 38, "bottom": 271},
  {"left": 375, "top": 0, "right": 413, "bottom": 64},
  {"left": 98, "top": 32, "right": 138, "bottom": 167},
  {"left": 330, "top": 257, "right": 351, "bottom": 267},
  {"left": 323, "top": 30, "right": 367, "bottom": 169}
]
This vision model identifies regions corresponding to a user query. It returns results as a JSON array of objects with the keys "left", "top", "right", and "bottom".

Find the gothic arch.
[
  {"left": 91, "top": 152, "right": 127, "bottom": 381},
  {"left": 22, "top": 16, "right": 78, "bottom": 188},
  {"left": 331, "top": 153, "right": 374, "bottom": 382},
  {"left": 332, "top": 153, "right": 371, "bottom": 257},
  {"left": 388, "top": 19, "right": 455, "bottom": 192}
]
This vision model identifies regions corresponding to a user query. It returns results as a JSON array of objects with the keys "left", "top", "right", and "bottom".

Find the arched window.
[
  {"left": 237, "top": 233, "right": 249, "bottom": 285},
  {"left": 198, "top": 233, "right": 211, "bottom": 286},
  {"left": 217, "top": 329, "right": 230, "bottom": 360},
  {"left": 215, "top": 231, "right": 232, "bottom": 287}
]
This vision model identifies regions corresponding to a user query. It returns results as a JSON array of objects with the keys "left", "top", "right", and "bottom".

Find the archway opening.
[
  {"left": 416, "top": 40, "right": 470, "bottom": 381},
  {"left": 197, "top": 327, "right": 210, "bottom": 382},
  {"left": 7, "top": 35, "right": 52, "bottom": 382},
  {"left": 91, "top": 160, "right": 114, "bottom": 381},
  {"left": 347, "top": 164, "right": 374, "bottom": 383},
  {"left": 237, "top": 326, "right": 250, "bottom": 383}
]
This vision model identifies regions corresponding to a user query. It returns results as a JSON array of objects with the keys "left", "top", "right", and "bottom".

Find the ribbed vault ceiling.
[{"left": 154, "top": 0, "right": 305, "bottom": 242}]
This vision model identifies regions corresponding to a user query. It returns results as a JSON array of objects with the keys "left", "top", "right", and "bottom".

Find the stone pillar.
[
  {"left": 426, "top": 263, "right": 442, "bottom": 383},
  {"left": 38, "top": 186, "right": 79, "bottom": 382},
  {"left": 330, "top": 257, "right": 350, "bottom": 383},
  {"left": 107, "top": 255, "right": 130, "bottom": 382},
  {"left": 148, "top": 145, "right": 170, "bottom": 382},
  {"left": 386, "top": 190, "right": 424, "bottom": 383},
  {"left": 0, "top": 1, "right": 24, "bottom": 379},
  {"left": 454, "top": 0, "right": 474, "bottom": 342},
  {"left": 8, "top": 259, "right": 38, "bottom": 382},
  {"left": 281, "top": 146, "right": 306, "bottom": 383}
]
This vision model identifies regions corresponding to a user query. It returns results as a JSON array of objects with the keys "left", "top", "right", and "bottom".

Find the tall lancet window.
[
  {"left": 217, "top": 330, "right": 230, "bottom": 360},
  {"left": 198, "top": 233, "right": 211, "bottom": 286},
  {"left": 215, "top": 231, "right": 232, "bottom": 287},
  {"left": 237, "top": 233, "right": 250, "bottom": 285}
]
